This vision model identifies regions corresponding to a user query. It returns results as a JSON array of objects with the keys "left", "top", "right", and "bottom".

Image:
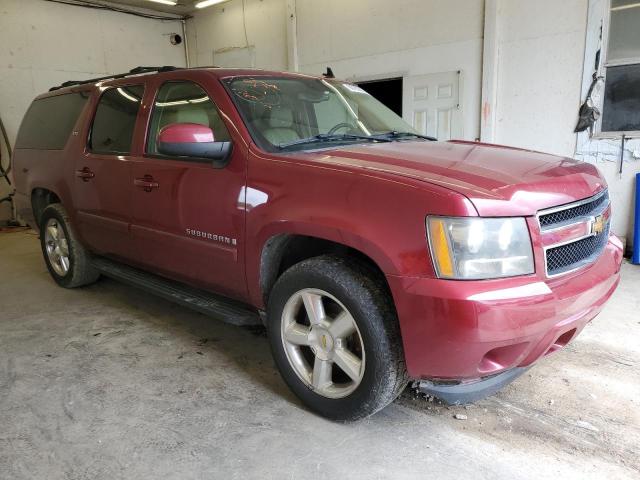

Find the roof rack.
[{"left": 49, "top": 66, "right": 179, "bottom": 91}]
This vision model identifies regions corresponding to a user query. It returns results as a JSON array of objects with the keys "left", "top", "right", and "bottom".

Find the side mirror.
[{"left": 157, "top": 123, "right": 232, "bottom": 166}]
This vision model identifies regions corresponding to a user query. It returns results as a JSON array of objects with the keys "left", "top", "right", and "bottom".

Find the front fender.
[{"left": 244, "top": 150, "right": 477, "bottom": 308}]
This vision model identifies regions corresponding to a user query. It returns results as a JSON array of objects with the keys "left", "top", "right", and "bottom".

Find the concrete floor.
[{"left": 1, "top": 229, "right": 639, "bottom": 480}]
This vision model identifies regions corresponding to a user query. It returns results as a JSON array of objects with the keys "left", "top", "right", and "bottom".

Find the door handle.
[
  {"left": 134, "top": 176, "right": 159, "bottom": 192},
  {"left": 75, "top": 167, "right": 95, "bottom": 181}
]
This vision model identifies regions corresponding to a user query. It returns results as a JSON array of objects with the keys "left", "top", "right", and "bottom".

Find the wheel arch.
[
  {"left": 31, "top": 187, "right": 62, "bottom": 229},
  {"left": 257, "top": 230, "right": 396, "bottom": 308}
]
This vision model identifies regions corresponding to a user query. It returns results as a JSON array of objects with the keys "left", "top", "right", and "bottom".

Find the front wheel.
[{"left": 267, "top": 255, "right": 408, "bottom": 421}]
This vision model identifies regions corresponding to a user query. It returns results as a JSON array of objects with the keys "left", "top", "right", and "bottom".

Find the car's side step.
[{"left": 91, "top": 257, "right": 262, "bottom": 327}]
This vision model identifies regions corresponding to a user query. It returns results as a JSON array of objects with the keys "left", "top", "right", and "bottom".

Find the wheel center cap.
[{"left": 310, "top": 326, "right": 334, "bottom": 359}]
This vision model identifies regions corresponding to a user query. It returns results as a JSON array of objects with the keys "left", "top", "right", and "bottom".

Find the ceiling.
[{"left": 105, "top": 1, "right": 202, "bottom": 16}]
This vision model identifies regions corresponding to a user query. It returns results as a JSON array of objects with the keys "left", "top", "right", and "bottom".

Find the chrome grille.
[
  {"left": 539, "top": 190, "right": 609, "bottom": 229},
  {"left": 546, "top": 224, "right": 610, "bottom": 276},
  {"left": 539, "top": 190, "right": 610, "bottom": 277}
]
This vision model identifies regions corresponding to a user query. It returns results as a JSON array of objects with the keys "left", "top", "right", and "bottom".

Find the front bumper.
[
  {"left": 418, "top": 367, "right": 530, "bottom": 405},
  {"left": 387, "top": 237, "right": 623, "bottom": 381}
]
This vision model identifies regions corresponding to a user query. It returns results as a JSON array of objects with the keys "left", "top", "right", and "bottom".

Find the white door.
[{"left": 402, "top": 71, "right": 462, "bottom": 140}]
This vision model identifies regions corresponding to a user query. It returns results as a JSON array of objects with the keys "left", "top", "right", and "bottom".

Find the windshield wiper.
[
  {"left": 373, "top": 131, "right": 437, "bottom": 141},
  {"left": 277, "top": 133, "right": 391, "bottom": 149}
]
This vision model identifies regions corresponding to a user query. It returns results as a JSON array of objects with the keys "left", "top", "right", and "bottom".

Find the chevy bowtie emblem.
[
  {"left": 591, "top": 215, "right": 605, "bottom": 235},
  {"left": 321, "top": 335, "right": 327, "bottom": 349}
]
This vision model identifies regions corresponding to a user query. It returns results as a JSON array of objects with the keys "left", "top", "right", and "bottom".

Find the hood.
[{"left": 297, "top": 140, "right": 605, "bottom": 217}]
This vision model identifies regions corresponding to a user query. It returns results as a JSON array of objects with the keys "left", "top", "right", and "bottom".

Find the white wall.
[
  {"left": 0, "top": 0, "right": 186, "bottom": 222},
  {"left": 186, "top": 0, "right": 288, "bottom": 70},
  {"left": 483, "top": 0, "right": 588, "bottom": 157}
]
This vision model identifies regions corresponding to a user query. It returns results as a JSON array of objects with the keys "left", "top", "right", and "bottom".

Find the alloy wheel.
[
  {"left": 44, "top": 218, "right": 70, "bottom": 276},
  {"left": 280, "top": 288, "right": 365, "bottom": 398}
]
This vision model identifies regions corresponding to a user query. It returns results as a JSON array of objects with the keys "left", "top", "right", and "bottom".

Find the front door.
[
  {"left": 73, "top": 84, "right": 145, "bottom": 260},
  {"left": 402, "top": 71, "right": 463, "bottom": 140},
  {"left": 130, "top": 80, "right": 247, "bottom": 300}
]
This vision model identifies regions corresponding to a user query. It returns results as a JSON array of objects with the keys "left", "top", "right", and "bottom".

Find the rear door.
[
  {"left": 73, "top": 84, "right": 145, "bottom": 260},
  {"left": 129, "top": 79, "right": 248, "bottom": 300}
]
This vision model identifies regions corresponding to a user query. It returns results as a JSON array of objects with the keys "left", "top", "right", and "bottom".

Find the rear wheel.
[
  {"left": 267, "top": 255, "right": 408, "bottom": 421},
  {"left": 40, "top": 203, "right": 99, "bottom": 288}
]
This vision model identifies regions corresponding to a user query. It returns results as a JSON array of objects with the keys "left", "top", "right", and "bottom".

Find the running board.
[{"left": 92, "top": 257, "right": 261, "bottom": 327}]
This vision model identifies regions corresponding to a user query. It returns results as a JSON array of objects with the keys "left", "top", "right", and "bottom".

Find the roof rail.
[{"left": 49, "top": 66, "right": 179, "bottom": 91}]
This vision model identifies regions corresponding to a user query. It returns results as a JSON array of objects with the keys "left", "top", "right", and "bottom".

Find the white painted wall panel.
[
  {"left": 186, "top": 0, "right": 288, "bottom": 70},
  {"left": 295, "top": 0, "right": 483, "bottom": 67},
  {"left": 495, "top": 30, "right": 587, "bottom": 156},
  {"left": 500, "top": 0, "right": 587, "bottom": 42},
  {"left": 491, "top": 0, "right": 588, "bottom": 157}
]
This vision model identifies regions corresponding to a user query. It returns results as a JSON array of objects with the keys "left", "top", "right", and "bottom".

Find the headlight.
[{"left": 426, "top": 216, "right": 534, "bottom": 280}]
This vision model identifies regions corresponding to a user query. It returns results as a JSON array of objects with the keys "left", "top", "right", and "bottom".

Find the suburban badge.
[{"left": 186, "top": 228, "right": 237, "bottom": 245}]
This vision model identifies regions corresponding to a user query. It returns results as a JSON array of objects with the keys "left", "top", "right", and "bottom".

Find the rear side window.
[
  {"left": 90, "top": 85, "right": 144, "bottom": 155},
  {"left": 15, "top": 92, "right": 89, "bottom": 150}
]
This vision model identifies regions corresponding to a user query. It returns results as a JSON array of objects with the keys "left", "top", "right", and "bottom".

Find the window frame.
[
  {"left": 594, "top": 0, "right": 640, "bottom": 138},
  {"left": 143, "top": 79, "right": 230, "bottom": 165},
  {"left": 87, "top": 84, "right": 146, "bottom": 156}
]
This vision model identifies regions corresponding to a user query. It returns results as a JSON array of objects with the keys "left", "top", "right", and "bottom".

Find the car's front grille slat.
[
  {"left": 545, "top": 225, "right": 610, "bottom": 276},
  {"left": 539, "top": 190, "right": 610, "bottom": 277},
  {"left": 539, "top": 190, "right": 608, "bottom": 229}
]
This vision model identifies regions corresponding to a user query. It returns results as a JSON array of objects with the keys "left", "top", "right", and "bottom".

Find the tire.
[
  {"left": 39, "top": 203, "right": 100, "bottom": 288},
  {"left": 267, "top": 255, "right": 408, "bottom": 421}
]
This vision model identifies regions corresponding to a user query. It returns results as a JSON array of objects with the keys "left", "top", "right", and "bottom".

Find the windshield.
[{"left": 224, "top": 76, "right": 422, "bottom": 152}]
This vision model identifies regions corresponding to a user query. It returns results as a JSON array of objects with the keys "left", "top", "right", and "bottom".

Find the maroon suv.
[{"left": 12, "top": 66, "right": 623, "bottom": 420}]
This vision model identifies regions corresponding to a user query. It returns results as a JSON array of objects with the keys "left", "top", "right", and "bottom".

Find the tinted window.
[
  {"left": 602, "top": 64, "right": 640, "bottom": 132},
  {"left": 90, "top": 85, "right": 144, "bottom": 154},
  {"left": 15, "top": 92, "right": 89, "bottom": 150},
  {"left": 147, "top": 81, "right": 230, "bottom": 156}
]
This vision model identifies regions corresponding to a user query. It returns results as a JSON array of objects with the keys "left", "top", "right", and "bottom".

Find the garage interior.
[{"left": 1, "top": 1, "right": 639, "bottom": 479}]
